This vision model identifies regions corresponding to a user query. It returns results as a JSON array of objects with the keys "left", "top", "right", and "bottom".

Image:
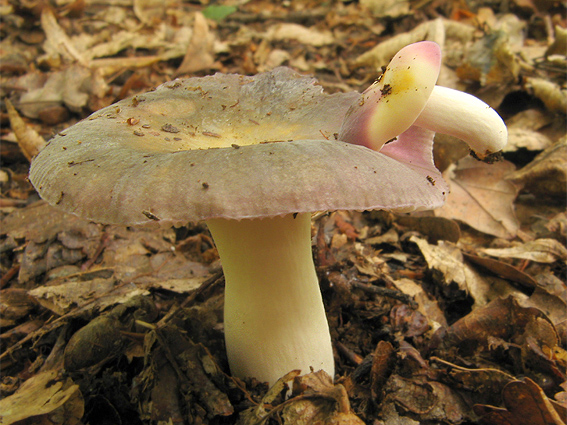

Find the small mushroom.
[{"left": 29, "top": 42, "right": 507, "bottom": 385}]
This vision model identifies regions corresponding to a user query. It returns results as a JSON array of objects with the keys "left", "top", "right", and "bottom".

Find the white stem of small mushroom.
[
  {"left": 206, "top": 213, "right": 334, "bottom": 386},
  {"left": 414, "top": 85, "right": 508, "bottom": 158}
]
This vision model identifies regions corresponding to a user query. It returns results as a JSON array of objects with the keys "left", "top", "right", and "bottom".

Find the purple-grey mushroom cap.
[{"left": 29, "top": 67, "right": 447, "bottom": 225}]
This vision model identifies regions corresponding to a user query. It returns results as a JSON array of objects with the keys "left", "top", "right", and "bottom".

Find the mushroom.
[{"left": 29, "top": 42, "right": 507, "bottom": 386}]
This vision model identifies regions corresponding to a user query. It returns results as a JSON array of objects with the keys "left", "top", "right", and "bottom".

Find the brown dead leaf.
[
  {"left": 265, "top": 23, "right": 335, "bottom": 47},
  {"left": 383, "top": 374, "right": 468, "bottom": 424},
  {"left": 40, "top": 7, "right": 88, "bottom": 66},
  {"left": 239, "top": 370, "right": 364, "bottom": 424},
  {"left": 370, "top": 340, "right": 396, "bottom": 402},
  {"left": 396, "top": 215, "right": 461, "bottom": 243},
  {"left": 133, "top": 0, "right": 170, "bottom": 25},
  {"left": 463, "top": 252, "right": 538, "bottom": 290},
  {"left": 524, "top": 77, "right": 567, "bottom": 115},
  {"left": 438, "top": 296, "right": 555, "bottom": 356},
  {"left": 507, "top": 137, "right": 567, "bottom": 200},
  {"left": 176, "top": 12, "right": 216, "bottom": 75},
  {"left": 18, "top": 66, "right": 108, "bottom": 118},
  {"left": 474, "top": 377, "right": 566, "bottom": 425},
  {"left": 392, "top": 278, "right": 448, "bottom": 329},
  {"left": 5, "top": 99, "right": 45, "bottom": 160},
  {"left": 360, "top": 0, "right": 410, "bottom": 18},
  {"left": 410, "top": 236, "right": 506, "bottom": 307},
  {"left": 353, "top": 18, "right": 446, "bottom": 70},
  {"left": 456, "top": 14, "right": 524, "bottom": 86},
  {"left": 435, "top": 157, "right": 521, "bottom": 239},
  {"left": 0, "top": 370, "right": 84, "bottom": 425},
  {"left": 480, "top": 239, "right": 567, "bottom": 263},
  {"left": 138, "top": 326, "right": 234, "bottom": 421},
  {"left": 0, "top": 288, "right": 38, "bottom": 326},
  {"left": 431, "top": 358, "right": 516, "bottom": 398}
]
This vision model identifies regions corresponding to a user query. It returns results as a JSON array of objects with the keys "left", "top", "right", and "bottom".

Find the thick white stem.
[
  {"left": 206, "top": 213, "right": 334, "bottom": 385},
  {"left": 415, "top": 86, "right": 508, "bottom": 158}
]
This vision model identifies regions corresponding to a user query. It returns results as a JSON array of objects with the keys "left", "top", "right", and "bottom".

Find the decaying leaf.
[
  {"left": 64, "top": 295, "right": 157, "bottom": 371},
  {"left": 137, "top": 325, "right": 234, "bottom": 422},
  {"left": 410, "top": 235, "right": 504, "bottom": 307},
  {"left": 435, "top": 157, "right": 521, "bottom": 239},
  {"left": 392, "top": 278, "right": 448, "bottom": 330},
  {"left": 456, "top": 14, "right": 524, "bottom": 86},
  {"left": 5, "top": 99, "right": 45, "bottom": 160},
  {"left": 396, "top": 215, "right": 461, "bottom": 243},
  {"left": 474, "top": 377, "right": 566, "bottom": 425},
  {"left": 524, "top": 77, "right": 567, "bottom": 115},
  {"left": 370, "top": 340, "right": 396, "bottom": 402},
  {"left": 40, "top": 7, "right": 88, "bottom": 66},
  {"left": 463, "top": 252, "right": 538, "bottom": 290},
  {"left": 0, "top": 370, "right": 84, "bottom": 425},
  {"left": 265, "top": 23, "right": 335, "bottom": 47},
  {"left": 239, "top": 370, "right": 364, "bottom": 424},
  {"left": 507, "top": 137, "right": 567, "bottom": 199},
  {"left": 360, "top": 0, "right": 410, "bottom": 18},
  {"left": 133, "top": 0, "right": 172, "bottom": 25},
  {"left": 176, "top": 12, "right": 217, "bottom": 75},
  {"left": 18, "top": 65, "right": 108, "bottom": 118},
  {"left": 438, "top": 296, "right": 555, "bottom": 356},
  {"left": 481, "top": 238, "right": 567, "bottom": 263},
  {"left": 382, "top": 374, "right": 468, "bottom": 424},
  {"left": 353, "top": 18, "right": 446, "bottom": 69}
]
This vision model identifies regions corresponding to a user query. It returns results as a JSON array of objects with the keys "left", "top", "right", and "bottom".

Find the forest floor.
[{"left": 1, "top": 0, "right": 566, "bottom": 424}]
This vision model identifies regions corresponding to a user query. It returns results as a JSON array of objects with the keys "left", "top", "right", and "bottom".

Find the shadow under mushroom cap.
[{"left": 29, "top": 67, "right": 448, "bottom": 226}]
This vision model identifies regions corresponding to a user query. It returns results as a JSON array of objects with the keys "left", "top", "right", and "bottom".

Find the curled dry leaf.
[
  {"left": 456, "top": 14, "right": 524, "bottom": 86},
  {"left": 463, "top": 252, "right": 538, "bottom": 291},
  {"left": 524, "top": 77, "right": 567, "bottom": 115},
  {"left": 480, "top": 238, "right": 567, "bottom": 263},
  {"left": 383, "top": 375, "right": 468, "bottom": 424},
  {"left": 392, "top": 278, "right": 448, "bottom": 330},
  {"left": 0, "top": 288, "right": 38, "bottom": 325},
  {"left": 40, "top": 8, "right": 88, "bottom": 66},
  {"left": 176, "top": 12, "right": 216, "bottom": 75},
  {"left": 353, "top": 18, "right": 446, "bottom": 69},
  {"left": 18, "top": 66, "right": 109, "bottom": 118},
  {"left": 474, "top": 377, "right": 566, "bottom": 425},
  {"left": 507, "top": 137, "right": 567, "bottom": 199},
  {"left": 505, "top": 128, "right": 553, "bottom": 152},
  {"left": 360, "top": 0, "right": 410, "bottom": 18},
  {"left": 410, "top": 235, "right": 499, "bottom": 307},
  {"left": 435, "top": 156, "right": 521, "bottom": 239},
  {"left": 5, "top": 99, "right": 45, "bottom": 161},
  {"left": 370, "top": 340, "right": 396, "bottom": 402},
  {"left": 438, "top": 296, "right": 556, "bottom": 356},
  {"left": 239, "top": 370, "right": 364, "bottom": 425},
  {"left": 0, "top": 370, "right": 84, "bottom": 425},
  {"left": 265, "top": 23, "right": 335, "bottom": 47}
]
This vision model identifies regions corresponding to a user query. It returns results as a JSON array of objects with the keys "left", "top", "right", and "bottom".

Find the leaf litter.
[{"left": 1, "top": 1, "right": 566, "bottom": 424}]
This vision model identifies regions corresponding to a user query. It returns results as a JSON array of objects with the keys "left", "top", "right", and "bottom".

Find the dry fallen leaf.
[
  {"left": 176, "top": 12, "right": 217, "bottom": 75},
  {"left": 353, "top": 18, "right": 446, "bottom": 69},
  {"left": 524, "top": 77, "right": 567, "bottom": 115},
  {"left": 435, "top": 156, "right": 521, "bottom": 239},
  {"left": 480, "top": 238, "right": 567, "bottom": 263},
  {"left": 265, "top": 23, "right": 335, "bottom": 47},
  {"left": 474, "top": 377, "right": 566, "bottom": 425},
  {"left": 0, "top": 370, "right": 84, "bottom": 425},
  {"left": 507, "top": 137, "right": 567, "bottom": 199},
  {"left": 410, "top": 236, "right": 506, "bottom": 307},
  {"left": 40, "top": 7, "right": 88, "bottom": 66},
  {"left": 5, "top": 99, "right": 45, "bottom": 161}
]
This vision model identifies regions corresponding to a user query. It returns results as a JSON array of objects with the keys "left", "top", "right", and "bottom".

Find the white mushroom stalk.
[
  {"left": 339, "top": 41, "right": 508, "bottom": 158},
  {"left": 206, "top": 214, "right": 333, "bottom": 384}
]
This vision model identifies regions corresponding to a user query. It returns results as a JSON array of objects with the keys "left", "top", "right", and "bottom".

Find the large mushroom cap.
[{"left": 29, "top": 67, "right": 448, "bottom": 226}]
